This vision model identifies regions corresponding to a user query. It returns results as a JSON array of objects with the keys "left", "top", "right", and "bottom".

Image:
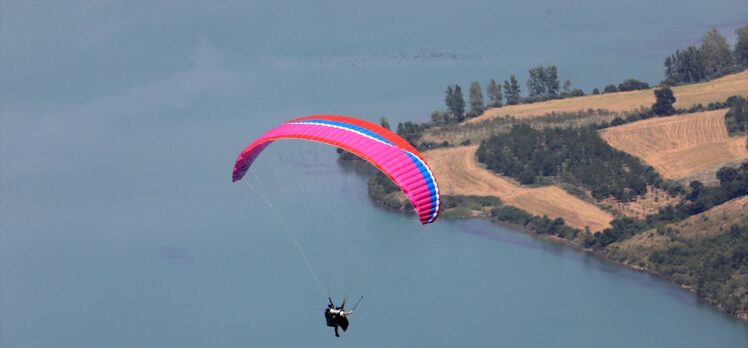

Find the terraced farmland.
[{"left": 599, "top": 109, "right": 748, "bottom": 180}]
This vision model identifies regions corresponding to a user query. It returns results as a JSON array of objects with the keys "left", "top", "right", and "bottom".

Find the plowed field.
[{"left": 599, "top": 109, "right": 748, "bottom": 180}]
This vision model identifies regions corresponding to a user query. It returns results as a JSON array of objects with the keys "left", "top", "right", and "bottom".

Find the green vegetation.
[
  {"left": 367, "top": 171, "right": 412, "bottom": 211},
  {"left": 680, "top": 163, "right": 748, "bottom": 216},
  {"left": 441, "top": 195, "right": 502, "bottom": 210},
  {"left": 526, "top": 65, "right": 560, "bottom": 99},
  {"left": 618, "top": 78, "right": 650, "bottom": 92},
  {"left": 736, "top": 25, "right": 748, "bottom": 66},
  {"left": 445, "top": 84, "right": 466, "bottom": 122},
  {"left": 491, "top": 206, "right": 579, "bottom": 239},
  {"left": 440, "top": 195, "right": 501, "bottom": 219},
  {"left": 395, "top": 121, "right": 427, "bottom": 147},
  {"left": 503, "top": 76, "right": 521, "bottom": 105},
  {"left": 664, "top": 27, "right": 747, "bottom": 85},
  {"left": 476, "top": 124, "right": 660, "bottom": 201},
  {"left": 586, "top": 162, "right": 748, "bottom": 248},
  {"left": 652, "top": 87, "right": 676, "bottom": 116},
  {"left": 584, "top": 217, "right": 649, "bottom": 248},
  {"left": 486, "top": 79, "right": 503, "bottom": 107},
  {"left": 724, "top": 96, "right": 748, "bottom": 135},
  {"left": 649, "top": 224, "right": 748, "bottom": 315},
  {"left": 603, "top": 84, "right": 618, "bottom": 93},
  {"left": 468, "top": 81, "right": 485, "bottom": 118}
]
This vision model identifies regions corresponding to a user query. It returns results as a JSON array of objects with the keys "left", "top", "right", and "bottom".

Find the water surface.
[{"left": 2, "top": 1, "right": 748, "bottom": 347}]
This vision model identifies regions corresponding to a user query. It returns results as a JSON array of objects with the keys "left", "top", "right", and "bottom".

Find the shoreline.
[{"left": 446, "top": 210, "right": 748, "bottom": 322}]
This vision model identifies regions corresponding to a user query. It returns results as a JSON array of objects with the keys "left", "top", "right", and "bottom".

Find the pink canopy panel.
[{"left": 232, "top": 115, "right": 440, "bottom": 224}]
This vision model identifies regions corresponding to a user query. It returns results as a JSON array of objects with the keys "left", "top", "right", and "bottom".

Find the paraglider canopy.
[{"left": 232, "top": 115, "right": 440, "bottom": 224}]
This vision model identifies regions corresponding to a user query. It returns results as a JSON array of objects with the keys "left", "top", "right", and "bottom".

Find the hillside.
[
  {"left": 423, "top": 146, "right": 613, "bottom": 232},
  {"left": 599, "top": 109, "right": 748, "bottom": 181},
  {"left": 607, "top": 196, "right": 748, "bottom": 317},
  {"left": 467, "top": 70, "right": 748, "bottom": 123},
  {"left": 611, "top": 195, "right": 748, "bottom": 257}
]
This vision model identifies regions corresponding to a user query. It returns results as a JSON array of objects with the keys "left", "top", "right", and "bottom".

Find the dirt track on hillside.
[{"left": 425, "top": 146, "right": 613, "bottom": 232}]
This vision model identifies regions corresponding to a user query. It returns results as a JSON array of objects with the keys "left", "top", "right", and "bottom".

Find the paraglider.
[
  {"left": 232, "top": 115, "right": 440, "bottom": 224},
  {"left": 232, "top": 115, "right": 441, "bottom": 336}
]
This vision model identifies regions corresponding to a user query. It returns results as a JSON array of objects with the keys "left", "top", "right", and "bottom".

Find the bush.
[
  {"left": 603, "top": 84, "right": 618, "bottom": 93},
  {"left": 492, "top": 206, "right": 533, "bottom": 225},
  {"left": 570, "top": 88, "right": 585, "bottom": 97},
  {"left": 652, "top": 87, "right": 676, "bottom": 116},
  {"left": 649, "top": 224, "right": 748, "bottom": 315},
  {"left": 724, "top": 96, "right": 747, "bottom": 135},
  {"left": 618, "top": 78, "right": 650, "bottom": 92},
  {"left": 442, "top": 195, "right": 501, "bottom": 209}
]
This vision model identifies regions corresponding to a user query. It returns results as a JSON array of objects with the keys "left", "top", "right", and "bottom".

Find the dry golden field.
[
  {"left": 425, "top": 146, "right": 613, "bottom": 232},
  {"left": 599, "top": 109, "right": 748, "bottom": 180},
  {"left": 466, "top": 70, "right": 748, "bottom": 123}
]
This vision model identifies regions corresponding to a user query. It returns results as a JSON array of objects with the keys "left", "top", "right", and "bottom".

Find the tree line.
[
  {"left": 663, "top": 26, "right": 748, "bottom": 85},
  {"left": 435, "top": 66, "right": 655, "bottom": 124}
]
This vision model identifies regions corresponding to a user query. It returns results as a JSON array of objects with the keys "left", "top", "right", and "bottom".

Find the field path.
[
  {"left": 425, "top": 146, "right": 613, "bottom": 232},
  {"left": 600, "top": 109, "right": 748, "bottom": 180}
]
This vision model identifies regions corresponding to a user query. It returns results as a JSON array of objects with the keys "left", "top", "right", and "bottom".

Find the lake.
[{"left": 2, "top": 0, "right": 747, "bottom": 347}]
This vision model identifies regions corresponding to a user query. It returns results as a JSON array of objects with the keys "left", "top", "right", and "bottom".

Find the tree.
[
  {"left": 486, "top": 79, "right": 503, "bottom": 107},
  {"left": 664, "top": 46, "right": 706, "bottom": 84},
  {"left": 687, "top": 180, "right": 704, "bottom": 201},
  {"left": 504, "top": 75, "right": 521, "bottom": 105},
  {"left": 735, "top": 24, "right": 748, "bottom": 66},
  {"left": 445, "top": 84, "right": 465, "bottom": 121},
  {"left": 652, "top": 87, "right": 676, "bottom": 115},
  {"left": 468, "top": 81, "right": 485, "bottom": 117},
  {"left": 445, "top": 85, "right": 455, "bottom": 114},
  {"left": 618, "top": 78, "right": 649, "bottom": 91},
  {"left": 700, "top": 28, "right": 732, "bottom": 76},
  {"left": 527, "top": 65, "right": 559, "bottom": 98},
  {"left": 562, "top": 79, "right": 572, "bottom": 96},
  {"left": 396, "top": 122, "right": 424, "bottom": 145},
  {"left": 379, "top": 117, "right": 391, "bottom": 130},
  {"left": 452, "top": 85, "right": 465, "bottom": 122},
  {"left": 592, "top": 88, "right": 600, "bottom": 95},
  {"left": 603, "top": 84, "right": 618, "bottom": 93},
  {"left": 527, "top": 66, "right": 546, "bottom": 97},
  {"left": 717, "top": 167, "right": 739, "bottom": 184},
  {"left": 544, "top": 65, "right": 560, "bottom": 97},
  {"left": 444, "top": 85, "right": 455, "bottom": 112},
  {"left": 725, "top": 96, "right": 748, "bottom": 134},
  {"left": 431, "top": 110, "right": 450, "bottom": 124}
]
